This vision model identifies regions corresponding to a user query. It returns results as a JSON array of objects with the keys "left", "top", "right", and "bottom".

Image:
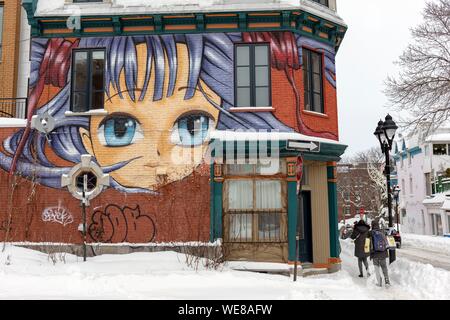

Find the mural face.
[
  {"left": 0, "top": 32, "right": 337, "bottom": 193},
  {"left": 81, "top": 44, "right": 221, "bottom": 190}
]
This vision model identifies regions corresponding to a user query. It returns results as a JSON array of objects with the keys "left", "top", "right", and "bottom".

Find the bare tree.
[{"left": 385, "top": 0, "right": 450, "bottom": 131}]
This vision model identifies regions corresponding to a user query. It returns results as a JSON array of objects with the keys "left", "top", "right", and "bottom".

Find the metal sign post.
[
  {"left": 294, "top": 155, "right": 304, "bottom": 282},
  {"left": 61, "top": 155, "right": 110, "bottom": 262}
]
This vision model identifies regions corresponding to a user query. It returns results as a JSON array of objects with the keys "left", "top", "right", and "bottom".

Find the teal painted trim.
[
  {"left": 327, "top": 165, "right": 339, "bottom": 258},
  {"left": 23, "top": 6, "right": 347, "bottom": 50},
  {"left": 210, "top": 164, "right": 215, "bottom": 243},
  {"left": 209, "top": 139, "right": 347, "bottom": 163},
  {"left": 213, "top": 179, "right": 223, "bottom": 241},
  {"left": 287, "top": 181, "right": 298, "bottom": 261},
  {"left": 409, "top": 146, "right": 422, "bottom": 157}
]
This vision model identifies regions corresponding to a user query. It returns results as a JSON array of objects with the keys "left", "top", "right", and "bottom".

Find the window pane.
[
  {"left": 313, "top": 73, "right": 321, "bottom": 92},
  {"left": 237, "top": 66, "right": 250, "bottom": 87},
  {"left": 256, "top": 180, "right": 282, "bottom": 209},
  {"left": 313, "top": 93, "right": 322, "bottom": 112},
  {"left": 236, "top": 46, "right": 250, "bottom": 66},
  {"left": 312, "top": 52, "right": 321, "bottom": 73},
  {"left": 72, "top": 92, "right": 87, "bottom": 113},
  {"left": 227, "top": 164, "right": 255, "bottom": 175},
  {"left": 73, "top": 51, "right": 88, "bottom": 91},
  {"left": 258, "top": 213, "right": 281, "bottom": 241},
  {"left": 91, "top": 51, "right": 105, "bottom": 91},
  {"left": 255, "top": 66, "right": 269, "bottom": 86},
  {"left": 91, "top": 91, "right": 104, "bottom": 110},
  {"left": 433, "top": 144, "right": 447, "bottom": 155},
  {"left": 229, "top": 214, "right": 253, "bottom": 241},
  {"left": 255, "top": 46, "right": 269, "bottom": 66},
  {"left": 237, "top": 87, "right": 251, "bottom": 107},
  {"left": 255, "top": 87, "right": 270, "bottom": 107},
  {"left": 228, "top": 180, "right": 253, "bottom": 210}
]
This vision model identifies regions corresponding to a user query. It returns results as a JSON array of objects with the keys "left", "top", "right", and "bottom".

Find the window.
[
  {"left": 303, "top": 48, "right": 324, "bottom": 113},
  {"left": 402, "top": 179, "right": 405, "bottom": 195},
  {"left": 71, "top": 49, "right": 105, "bottom": 112},
  {"left": 0, "top": 4, "right": 3, "bottom": 60},
  {"left": 425, "top": 173, "right": 432, "bottom": 196},
  {"left": 433, "top": 144, "right": 447, "bottom": 155},
  {"left": 224, "top": 163, "right": 286, "bottom": 243},
  {"left": 311, "top": 0, "right": 329, "bottom": 7},
  {"left": 447, "top": 213, "right": 450, "bottom": 234},
  {"left": 235, "top": 44, "right": 271, "bottom": 107}
]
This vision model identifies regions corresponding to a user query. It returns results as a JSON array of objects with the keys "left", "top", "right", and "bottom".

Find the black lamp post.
[
  {"left": 374, "top": 114, "right": 398, "bottom": 228},
  {"left": 374, "top": 115, "right": 398, "bottom": 264}
]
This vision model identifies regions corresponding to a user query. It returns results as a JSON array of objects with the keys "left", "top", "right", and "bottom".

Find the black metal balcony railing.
[{"left": 0, "top": 98, "right": 28, "bottom": 119}]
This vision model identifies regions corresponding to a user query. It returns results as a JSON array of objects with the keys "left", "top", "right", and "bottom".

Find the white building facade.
[{"left": 394, "top": 128, "right": 450, "bottom": 237}]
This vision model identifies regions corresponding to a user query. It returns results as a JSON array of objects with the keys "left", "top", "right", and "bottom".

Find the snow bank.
[
  {"left": 340, "top": 239, "right": 450, "bottom": 299},
  {"left": 402, "top": 233, "right": 450, "bottom": 256},
  {"left": 1, "top": 242, "right": 448, "bottom": 299}
]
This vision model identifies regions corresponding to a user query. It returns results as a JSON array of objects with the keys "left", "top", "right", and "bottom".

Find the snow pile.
[
  {"left": 36, "top": 0, "right": 66, "bottom": 13},
  {"left": 402, "top": 233, "right": 450, "bottom": 256}
]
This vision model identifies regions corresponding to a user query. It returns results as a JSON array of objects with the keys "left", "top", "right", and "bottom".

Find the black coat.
[{"left": 350, "top": 221, "right": 370, "bottom": 258}]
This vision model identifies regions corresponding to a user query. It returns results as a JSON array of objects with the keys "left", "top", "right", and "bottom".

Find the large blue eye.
[
  {"left": 98, "top": 116, "right": 143, "bottom": 147},
  {"left": 171, "top": 114, "right": 213, "bottom": 147}
]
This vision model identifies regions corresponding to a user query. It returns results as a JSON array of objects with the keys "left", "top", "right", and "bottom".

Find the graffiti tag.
[
  {"left": 88, "top": 204, "right": 156, "bottom": 243},
  {"left": 42, "top": 206, "right": 74, "bottom": 227}
]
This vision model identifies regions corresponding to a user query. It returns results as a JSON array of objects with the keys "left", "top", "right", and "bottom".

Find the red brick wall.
[{"left": 0, "top": 128, "right": 211, "bottom": 244}]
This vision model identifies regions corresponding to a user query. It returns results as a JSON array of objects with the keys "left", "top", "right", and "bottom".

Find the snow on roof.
[
  {"left": 426, "top": 133, "right": 450, "bottom": 143},
  {"left": 35, "top": 0, "right": 346, "bottom": 27},
  {"left": 0, "top": 118, "right": 27, "bottom": 128},
  {"left": 423, "top": 193, "right": 448, "bottom": 205}
]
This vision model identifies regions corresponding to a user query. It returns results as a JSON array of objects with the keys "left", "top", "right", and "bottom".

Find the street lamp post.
[
  {"left": 374, "top": 115, "right": 398, "bottom": 264},
  {"left": 374, "top": 115, "right": 398, "bottom": 228}
]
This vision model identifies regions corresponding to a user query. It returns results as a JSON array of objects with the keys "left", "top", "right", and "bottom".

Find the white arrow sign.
[{"left": 287, "top": 140, "right": 320, "bottom": 152}]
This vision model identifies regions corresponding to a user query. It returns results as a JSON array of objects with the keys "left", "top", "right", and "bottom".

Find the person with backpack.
[
  {"left": 369, "top": 219, "right": 391, "bottom": 287},
  {"left": 351, "top": 219, "right": 371, "bottom": 278}
]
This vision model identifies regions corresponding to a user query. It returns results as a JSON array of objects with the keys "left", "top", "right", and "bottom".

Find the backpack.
[{"left": 372, "top": 230, "right": 387, "bottom": 252}]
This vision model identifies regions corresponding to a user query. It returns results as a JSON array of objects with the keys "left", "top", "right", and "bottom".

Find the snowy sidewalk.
[{"left": 0, "top": 241, "right": 449, "bottom": 300}]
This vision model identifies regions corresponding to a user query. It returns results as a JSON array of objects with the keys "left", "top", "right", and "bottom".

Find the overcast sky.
[{"left": 336, "top": 0, "right": 427, "bottom": 157}]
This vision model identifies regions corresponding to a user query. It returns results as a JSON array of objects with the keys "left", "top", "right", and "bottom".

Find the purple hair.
[{"left": 0, "top": 33, "right": 294, "bottom": 192}]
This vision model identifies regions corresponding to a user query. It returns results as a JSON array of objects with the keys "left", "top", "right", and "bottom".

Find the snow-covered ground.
[{"left": 0, "top": 237, "right": 449, "bottom": 300}]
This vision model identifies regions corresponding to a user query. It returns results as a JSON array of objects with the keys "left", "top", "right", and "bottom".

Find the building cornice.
[{"left": 22, "top": 0, "right": 347, "bottom": 51}]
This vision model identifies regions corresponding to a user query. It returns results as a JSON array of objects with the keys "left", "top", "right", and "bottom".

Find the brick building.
[
  {"left": 0, "top": 0, "right": 347, "bottom": 272},
  {"left": 337, "top": 163, "right": 382, "bottom": 223},
  {"left": 0, "top": 0, "right": 30, "bottom": 118}
]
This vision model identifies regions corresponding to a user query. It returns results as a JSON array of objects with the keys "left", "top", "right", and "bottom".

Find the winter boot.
[{"left": 385, "top": 279, "right": 391, "bottom": 288}]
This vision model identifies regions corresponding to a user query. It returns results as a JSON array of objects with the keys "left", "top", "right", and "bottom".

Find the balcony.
[{"left": 0, "top": 98, "right": 28, "bottom": 119}]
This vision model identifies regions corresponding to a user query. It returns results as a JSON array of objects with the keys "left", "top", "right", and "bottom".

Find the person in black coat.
[{"left": 350, "top": 219, "right": 371, "bottom": 278}]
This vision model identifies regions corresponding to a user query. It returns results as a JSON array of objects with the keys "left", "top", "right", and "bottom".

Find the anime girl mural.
[{"left": 0, "top": 32, "right": 337, "bottom": 193}]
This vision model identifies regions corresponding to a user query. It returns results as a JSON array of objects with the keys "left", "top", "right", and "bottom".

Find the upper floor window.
[
  {"left": 433, "top": 144, "right": 448, "bottom": 155},
  {"left": 235, "top": 44, "right": 271, "bottom": 107},
  {"left": 311, "top": 0, "right": 330, "bottom": 7},
  {"left": 303, "top": 48, "right": 324, "bottom": 114},
  {"left": 71, "top": 49, "right": 105, "bottom": 112},
  {"left": 0, "top": 4, "right": 4, "bottom": 61}
]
